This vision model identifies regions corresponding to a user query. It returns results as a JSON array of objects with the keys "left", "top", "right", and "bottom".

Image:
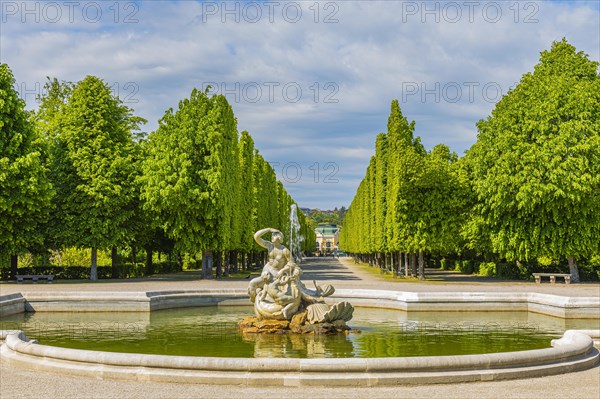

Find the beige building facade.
[{"left": 314, "top": 224, "right": 339, "bottom": 256}]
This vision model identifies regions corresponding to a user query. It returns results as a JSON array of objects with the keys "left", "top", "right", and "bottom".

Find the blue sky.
[{"left": 1, "top": 0, "right": 599, "bottom": 209}]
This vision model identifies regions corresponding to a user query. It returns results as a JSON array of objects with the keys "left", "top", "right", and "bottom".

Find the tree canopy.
[
  {"left": 0, "top": 64, "right": 53, "bottom": 276},
  {"left": 466, "top": 39, "right": 600, "bottom": 280},
  {"left": 341, "top": 39, "right": 599, "bottom": 281}
]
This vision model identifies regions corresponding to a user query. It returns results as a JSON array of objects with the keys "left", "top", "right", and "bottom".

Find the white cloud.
[{"left": 2, "top": 0, "right": 598, "bottom": 208}]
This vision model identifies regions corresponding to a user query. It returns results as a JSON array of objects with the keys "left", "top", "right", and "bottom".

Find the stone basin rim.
[{"left": 1, "top": 329, "right": 598, "bottom": 386}]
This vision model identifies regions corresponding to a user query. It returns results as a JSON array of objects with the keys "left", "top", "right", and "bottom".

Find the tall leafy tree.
[
  {"left": 374, "top": 133, "right": 388, "bottom": 260},
  {"left": 237, "top": 131, "right": 256, "bottom": 259},
  {"left": 50, "top": 75, "right": 144, "bottom": 279},
  {"left": 253, "top": 153, "right": 278, "bottom": 233},
  {"left": 141, "top": 89, "right": 238, "bottom": 275},
  {"left": 0, "top": 64, "right": 53, "bottom": 277},
  {"left": 384, "top": 100, "right": 423, "bottom": 253},
  {"left": 33, "top": 78, "right": 73, "bottom": 140},
  {"left": 209, "top": 95, "right": 240, "bottom": 275},
  {"left": 467, "top": 39, "right": 600, "bottom": 281},
  {"left": 398, "top": 145, "right": 467, "bottom": 279},
  {"left": 365, "top": 157, "right": 376, "bottom": 255}
]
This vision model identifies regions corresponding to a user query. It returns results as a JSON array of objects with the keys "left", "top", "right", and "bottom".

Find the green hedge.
[
  {"left": 478, "top": 262, "right": 496, "bottom": 277},
  {"left": 454, "top": 260, "right": 476, "bottom": 274},
  {"left": 0, "top": 261, "right": 181, "bottom": 281},
  {"left": 475, "top": 260, "right": 599, "bottom": 281},
  {"left": 440, "top": 258, "right": 453, "bottom": 271}
]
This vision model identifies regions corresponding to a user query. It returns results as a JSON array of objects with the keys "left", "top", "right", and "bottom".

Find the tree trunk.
[
  {"left": 131, "top": 246, "right": 137, "bottom": 264},
  {"left": 201, "top": 250, "right": 212, "bottom": 279},
  {"left": 222, "top": 251, "right": 228, "bottom": 276},
  {"left": 410, "top": 252, "right": 417, "bottom": 277},
  {"left": 225, "top": 251, "right": 231, "bottom": 275},
  {"left": 90, "top": 247, "right": 98, "bottom": 281},
  {"left": 567, "top": 256, "right": 580, "bottom": 283},
  {"left": 418, "top": 250, "right": 425, "bottom": 281},
  {"left": 231, "top": 251, "right": 238, "bottom": 273},
  {"left": 215, "top": 251, "right": 222, "bottom": 278},
  {"left": 111, "top": 247, "right": 119, "bottom": 278},
  {"left": 10, "top": 255, "right": 18, "bottom": 280},
  {"left": 404, "top": 252, "right": 409, "bottom": 277},
  {"left": 145, "top": 247, "right": 154, "bottom": 276}
]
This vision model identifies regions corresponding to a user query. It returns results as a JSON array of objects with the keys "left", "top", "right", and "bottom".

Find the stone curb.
[
  {"left": 1, "top": 289, "right": 599, "bottom": 317},
  {"left": 1, "top": 330, "right": 598, "bottom": 386}
]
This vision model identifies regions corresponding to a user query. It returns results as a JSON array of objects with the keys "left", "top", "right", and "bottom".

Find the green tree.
[
  {"left": 49, "top": 75, "right": 144, "bottom": 280},
  {"left": 398, "top": 145, "right": 467, "bottom": 279},
  {"left": 365, "top": 157, "right": 376, "bottom": 254},
  {"left": 253, "top": 153, "right": 278, "bottom": 234},
  {"left": 467, "top": 39, "right": 600, "bottom": 282},
  {"left": 33, "top": 78, "right": 73, "bottom": 140},
  {"left": 384, "top": 100, "right": 423, "bottom": 253},
  {"left": 0, "top": 64, "right": 53, "bottom": 277},
  {"left": 237, "top": 131, "right": 256, "bottom": 264},
  {"left": 374, "top": 133, "right": 388, "bottom": 259},
  {"left": 141, "top": 89, "right": 238, "bottom": 276}
]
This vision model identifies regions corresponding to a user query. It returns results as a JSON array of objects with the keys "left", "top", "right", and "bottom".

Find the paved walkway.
[
  {"left": 1, "top": 257, "right": 599, "bottom": 296},
  {"left": 1, "top": 257, "right": 599, "bottom": 399}
]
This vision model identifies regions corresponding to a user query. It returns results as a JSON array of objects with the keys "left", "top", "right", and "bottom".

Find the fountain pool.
[
  {"left": 1, "top": 290, "right": 598, "bottom": 386},
  {"left": 2, "top": 306, "right": 594, "bottom": 358}
]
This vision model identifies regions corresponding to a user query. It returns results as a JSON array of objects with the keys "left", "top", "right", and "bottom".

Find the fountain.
[{"left": 240, "top": 206, "right": 354, "bottom": 334}]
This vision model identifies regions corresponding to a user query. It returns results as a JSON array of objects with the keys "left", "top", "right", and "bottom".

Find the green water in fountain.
[{"left": 2, "top": 307, "right": 597, "bottom": 358}]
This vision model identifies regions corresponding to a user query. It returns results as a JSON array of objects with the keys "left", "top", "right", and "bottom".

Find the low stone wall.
[
  {"left": 1, "top": 329, "right": 598, "bottom": 386},
  {"left": 19, "top": 292, "right": 151, "bottom": 312},
  {"left": 331, "top": 290, "right": 600, "bottom": 319},
  {"left": 1, "top": 289, "right": 599, "bottom": 318},
  {"left": 0, "top": 293, "right": 25, "bottom": 317},
  {"left": 148, "top": 289, "right": 248, "bottom": 311}
]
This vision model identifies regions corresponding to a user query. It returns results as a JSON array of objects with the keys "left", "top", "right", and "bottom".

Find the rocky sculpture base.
[{"left": 238, "top": 310, "right": 353, "bottom": 335}]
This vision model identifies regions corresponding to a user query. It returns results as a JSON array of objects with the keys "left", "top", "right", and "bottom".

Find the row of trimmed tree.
[
  {"left": 340, "top": 40, "right": 600, "bottom": 282},
  {"left": 0, "top": 67, "right": 315, "bottom": 280}
]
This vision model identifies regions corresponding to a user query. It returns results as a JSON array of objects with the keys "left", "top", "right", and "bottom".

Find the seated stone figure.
[
  {"left": 247, "top": 228, "right": 354, "bottom": 325},
  {"left": 248, "top": 227, "right": 291, "bottom": 303},
  {"left": 255, "top": 263, "right": 301, "bottom": 320}
]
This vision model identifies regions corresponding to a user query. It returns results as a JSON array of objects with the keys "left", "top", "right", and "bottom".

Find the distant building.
[{"left": 315, "top": 223, "right": 339, "bottom": 256}]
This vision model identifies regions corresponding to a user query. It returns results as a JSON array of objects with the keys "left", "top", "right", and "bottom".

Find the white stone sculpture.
[{"left": 247, "top": 228, "right": 354, "bottom": 325}]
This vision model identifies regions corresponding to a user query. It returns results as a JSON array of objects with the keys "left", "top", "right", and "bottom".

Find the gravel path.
[{"left": 1, "top": 257, "right": 599, "bottom": 398}]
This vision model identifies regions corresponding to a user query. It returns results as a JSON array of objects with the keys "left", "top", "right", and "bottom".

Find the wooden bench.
[
  {"left": 532, "top": 273, "right": 572, "bottom": 284},
  {"left": 16, "top": 275, "right": 54, "bottom": 284}
]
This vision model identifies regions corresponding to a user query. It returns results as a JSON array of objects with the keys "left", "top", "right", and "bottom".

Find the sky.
[{"left": 1, "top": 0, "right": 599, "bottom": 209}]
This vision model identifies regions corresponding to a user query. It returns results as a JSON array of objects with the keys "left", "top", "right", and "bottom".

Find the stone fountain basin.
[{"left": 1, "top": 289, "right": 599, "bottom": 386}]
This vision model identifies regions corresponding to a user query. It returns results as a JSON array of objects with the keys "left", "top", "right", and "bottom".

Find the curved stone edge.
[
  {"left": 331, "top": 289, "right": 600, "bottom": 319},
  {"left": 0, "top": 330, "right": 598, "bottom": 386}
]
